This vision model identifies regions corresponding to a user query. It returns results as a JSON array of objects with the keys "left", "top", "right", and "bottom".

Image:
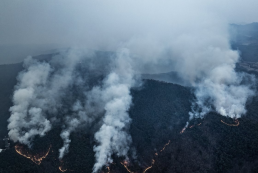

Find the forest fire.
[
  {"left": 106, "top": 166, "right": 110, "bottom": 173},
  {"left": 140, "top": 139, "right": 171, "bottom": 173},
  {"left": 160, "top": 140, "right": 170, "bottom": 152},
  {"left": 221, "top": 119, "right": 239, "bottom": 126},
  {"left": 143, "top": 159, "right": 155, "bottom": 173},
  {"left": 181, "top": 121, "right": 202, "bottom": 134},
  {"left": 180, "top": 127, "right": 187, "bottom": 134},
  {"left": 15, "top": 144, "right": 51, "bottom": 165},
  {"left": 120, "top": 120, "right": 204, "bottom": 173},
  {"left": 59, "top": 166, "right": 67, "bottom": 172},
  {"left": 189, "top": 122, "right": 202, "bottom": 129},
  {"left": 121, "top": 160, "right": 134, "bottom": 173}
]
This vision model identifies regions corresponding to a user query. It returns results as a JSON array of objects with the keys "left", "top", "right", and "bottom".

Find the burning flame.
[
  {"left": 142, "top": 140, "right": 171, "bottom": 172},
  {"left": 59, "top": 166, "right": 67, "bottom": 172},
  {"left": 15, "top": 144, "right": 51, "bottom": 165},
  {"left": 160, "top": 140, "right": 170, "bottom": 152},
  {"left": 221, "top": 119, "right": 239, "bottom": 126},
  {"left": 121, "top": 139, "right": 171, "bottom": 173},
  {"left": 180, "top": 121, "right": 202, "bottom": 134},
  {"left": 121, "top": 160, "right": 134, "bottom": 173},
  {"left": 121, "top": 120, "right": 203, "bottom": 173},
  {"left": 107, "top": 166, "right": 110, "bottom": 173},
  {"left": 180, "top": 127, "right": 187, "bottom": 134},
  {"left": 143, "top": 159, "right": 155, "bottom": 173}
]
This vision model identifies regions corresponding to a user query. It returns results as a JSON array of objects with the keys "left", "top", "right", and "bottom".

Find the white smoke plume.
[
  {"left": 8, "top": 48, "right": 137, "bottom": 169},
  {"left": 165, "top": 26, "right": 256, "bottom": 120},
  {"left": 8, "top": 49, "right": 94, "bottom": 148},
  {"left": 5, "top": 1, "right": 258, "bottom": 172},
  {"left": 91, "top": 49, "right": 136, "bottom": 172},
  {"left": 8, "top": 57, "right": 52, "bottom": 145},
  {"left": 189, "top": 72, "right": 255, "bottom": 119},
  {"left": 59, "top": 100, "right": 95, "bottom": 159}
]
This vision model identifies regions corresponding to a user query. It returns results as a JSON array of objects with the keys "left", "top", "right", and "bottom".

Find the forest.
[
  {"left": 0, "top": 67, "right": 258, "bottom": 172},
  {"left": 1, "top": 23, "right": 258, "bottom": 172}
]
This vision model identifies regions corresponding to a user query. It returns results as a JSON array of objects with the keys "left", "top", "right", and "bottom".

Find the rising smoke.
[
  {"left": 5, "top": 1, "right": 258, "bottom": 172},
  {"left": 91, "top": 49, "right": 138, "bottom": 172},
  {"left": 164, "top": 25, "right": 256, "bottom": 121},
  {"left": 8, "top": 48, "right": 138, "bottom": 172},
  {"left": 8, "top": 57, "right": 52, "bottom": 145},
  {"left": 8, "top": 49, "right": 93, "bottom": 149}
]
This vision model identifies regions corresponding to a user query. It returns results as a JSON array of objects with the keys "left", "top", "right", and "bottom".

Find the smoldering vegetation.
[
  {"left": 1, "top": 75, "right": 258, "bottom": 173},
  {"left": 6, "top": 49, "right": 138, "bottom": 172},
  {"left": 1, "top": 1, "right": 258, "bottom": 172},
  {"left": 0, "top": 30, "right": 258, "bottom": 173},
  {"left": 4, "top": 25, "right": 258, "bottom": 172},
  {"left": 6, "top": 45, "right": 255, "bottom": 172}
]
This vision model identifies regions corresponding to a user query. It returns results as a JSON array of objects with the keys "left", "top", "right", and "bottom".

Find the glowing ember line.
[
  {"left": 160, "top": 140, "right": 170, "bottom": 152},
  {"left": 189, "top": 122, "right": 202, "bottom": 129},
  {"left": 180, "top": 127, "right": 187, "bottom": 134},
  {"left": 141, "top": 139, "right": 171, "bottom": 173},
  {"left": 106, "top": 166, "right": 110, "bottom": 173},
  {"left": 122, "top": 120, "right": 203, "bottom": 172},
  {"left": 181, "top": 121, "right": 202, "bottom": 133},
  {"left": 15, "top": 144, "right": 51, "bottom": 165},
  {"left": 221, "top": 119, "right": 239, "bottom": 126},
  {"left": 143, "top": 159, "right": 155, "bottom": 173},
  {"left": 59, "top": 166, "right": 67, "bottom": 172},
  {"left": 121, "top": 161, "right": 134, "bottom": 173}
]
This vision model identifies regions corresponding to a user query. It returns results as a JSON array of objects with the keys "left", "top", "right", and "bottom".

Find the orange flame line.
[
  {"left": 180, "top": 127, "right": 186, "bottom": 134},
  {"left": 122, "top": 120, "right": 203, "bottom": 173},
  {"left": 121, "top": 161, "right": 134, "bottom": 173},
  {"left": 143, "top": 159, "right": 155, "bottom": 173},
  {"left": 221, "top": 119, "right": 239, "bottom": 126},
  {"left": 160, "top": 140, "right": 170, "bottom": 152},
  {"left": 15, "top": 144, "right": 51, "bottom": 165},
  {"left": 106, "top": 166, "right": 110, "bottom": 173},
  {"left": 59, "top": 166, "right": 67, "bottom": 172},
  {"left": 181, "top": 122, "right": 202, "bottom": 134}
]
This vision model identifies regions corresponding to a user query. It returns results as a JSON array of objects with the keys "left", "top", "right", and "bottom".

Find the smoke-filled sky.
[{"left": 1, "top": 0, "right": 258, "bottom": 64}]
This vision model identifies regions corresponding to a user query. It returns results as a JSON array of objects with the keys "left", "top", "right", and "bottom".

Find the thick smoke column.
[
  {"left": 8, "top": 58, "right": 52, "bottom": 145},
  {"left": 8, "top": 49, "right": 92, "bottom": 148},
  {"left": 91, "top": 49, "right": 136, "bottom": 172},
  {"left": 189, "top": 70, "right": 255, "bottom": 119},
  {"left": 5, "top": 1, "right": 258, "bottom": 172},
  {"left": 164, "top": 27, "right": 256, "bottom": 120}
]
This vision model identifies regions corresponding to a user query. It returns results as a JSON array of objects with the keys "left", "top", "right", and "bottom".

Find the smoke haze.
[
  {"left": 1, "top": 0, "right": 258, "bottom": 64},
  {"left": 3, "top": 0, "right": 258, "bottom": 172}
]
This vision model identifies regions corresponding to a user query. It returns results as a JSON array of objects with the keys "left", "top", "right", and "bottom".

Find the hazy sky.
[{"left": 1, "top": 0, "right": 258, "bottom": 64}]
